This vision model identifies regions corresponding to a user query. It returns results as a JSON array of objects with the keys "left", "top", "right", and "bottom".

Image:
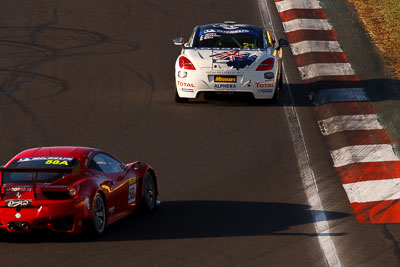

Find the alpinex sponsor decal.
[
  {"left": 214, "top": 75, "right": 236, "bottom": 83},
  {"left": 177, "top": 81, "right": 195, "bottom": 88},
  {"left": 210, "top": 50, "right": 258, "bottom": 70},
  {"left": 215, "top": 84, "right": 236, "bottom": 89}
]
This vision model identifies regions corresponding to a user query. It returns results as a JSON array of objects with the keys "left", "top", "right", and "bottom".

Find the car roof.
[{"left": 197, "top": 23, "right": 264, "bottom": 32}]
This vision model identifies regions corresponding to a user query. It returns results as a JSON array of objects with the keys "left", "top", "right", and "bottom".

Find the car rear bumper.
[
  {"left": 175, "top": 67, "right": 278, "bottom": 99},
  {"left": 0, "top": 200, "right": 88, "bottom": 233}
]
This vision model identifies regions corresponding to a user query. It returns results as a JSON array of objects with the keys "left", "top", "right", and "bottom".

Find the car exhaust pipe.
[
  {"left": 7, "top": 222, "right": 15, "bottom": 230},
  {"left": 21, "top": 222, "right": 30, "bottom": 230}
]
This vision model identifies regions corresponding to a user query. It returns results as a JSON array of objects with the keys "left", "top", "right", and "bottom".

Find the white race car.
[{"left": 173, "top": 22, "right": 289, "bottom": 103}]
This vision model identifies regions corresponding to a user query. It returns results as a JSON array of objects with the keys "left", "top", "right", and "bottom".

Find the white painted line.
[
  {"left": 330, "top": 144, "right": 399, "bottom": 167},
  {"left": 259, "top": 0, "right": 341, "bottom": 266},
  {"left": 298, "top": 63, "right": 355, "bottom": 80},
  {"left": 344, "top": 178, "right": 400, "bottom": 203},
  {"left": 312, "top": 88, "right": 368, "bottom": 105},
  {"left": 276, "top": 0, "right": 321, "bottom": 13},
  {"left": 318, "top": 114, "right": 383, "bottom": 136},
  {"left": 290, "top": 40, "right": 343, "bottom": 55},
  {"left": 283, "top": 19, "right": 332, "bottom": 33}
]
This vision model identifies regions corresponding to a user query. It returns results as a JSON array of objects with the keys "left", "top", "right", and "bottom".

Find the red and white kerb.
[{"left": 274, "top": 0, "right": 400, "bottom": 223}]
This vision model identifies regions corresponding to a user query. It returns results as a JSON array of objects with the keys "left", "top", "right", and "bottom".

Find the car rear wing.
[
  {"left": 0, "top": 167, "right": 74, "bottom": 173},
  {"left": 0, "top": 166, "right": 80, "bottom": 177}
]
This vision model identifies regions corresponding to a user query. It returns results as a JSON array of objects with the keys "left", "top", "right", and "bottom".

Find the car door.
[{"left": 90, "top": 153, "right": 128, "bottom": 216}]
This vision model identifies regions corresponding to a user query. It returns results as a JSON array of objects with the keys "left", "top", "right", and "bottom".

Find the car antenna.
[{"left": 48, "top": 147, "right": 52, "bottom": 155}]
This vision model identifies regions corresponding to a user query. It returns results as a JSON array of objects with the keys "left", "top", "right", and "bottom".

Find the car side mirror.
[
  {"left": 275, "top": 38, "right": 289, "bottom": 51},
  {"left": 173, "top": 37, "right": 184, "bottom": 46},
  {"left": 279, "top": 38, "right": 289, "bottom": 47},
  {"left": 132, "top": 162, "right": 140, "bottom": 171}
]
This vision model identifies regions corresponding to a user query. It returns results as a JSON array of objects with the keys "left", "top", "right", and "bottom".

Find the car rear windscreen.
[
  {"left": 2, "top": 157, "right": 79, "bottom": 184},
  {"left": 194, "top": 26, "right": 264, "bottom": 49}
]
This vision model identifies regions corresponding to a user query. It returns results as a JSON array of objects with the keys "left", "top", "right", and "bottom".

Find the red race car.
[{"left": 0, "top": 146, "right": 158, "bottom": 235}]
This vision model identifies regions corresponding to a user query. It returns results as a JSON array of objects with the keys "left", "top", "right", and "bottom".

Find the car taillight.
[
  {"left": 256, "top": 58, "right": 275, "bottom": 71},
  {"left": 67, "top": 185, "right": 80, "bottom": 198},
  {"left": 179, "top": 56, "right": 196, "bottom": 70}
]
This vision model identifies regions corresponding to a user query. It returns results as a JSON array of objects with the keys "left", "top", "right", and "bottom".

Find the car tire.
[
  {"left": 90, "top": 192, "right": 106, "bottom": 236},
  {"left": 175, "top": 91, "right": 189, "bottom": 103},
  {"left": 141, "top": 172, "right": 157, "bottom": 212},
  {"left": 271, "top": 69, "right": 283, "bottom": 104}
]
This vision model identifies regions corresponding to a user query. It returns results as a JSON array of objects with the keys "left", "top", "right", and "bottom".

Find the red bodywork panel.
[{"left": 0, "top": 146, "right": 157, "bottom": 233}]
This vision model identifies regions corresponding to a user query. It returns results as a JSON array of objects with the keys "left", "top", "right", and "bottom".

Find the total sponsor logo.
[
  {"left": 255, "top": 82, "right": 274, "bottom": 88},
  {"left": 246, "top": 80, "right": 275, "bottom": 88},
  {"left": 177, "top": 81, "right": 195, "bottom": 88}
]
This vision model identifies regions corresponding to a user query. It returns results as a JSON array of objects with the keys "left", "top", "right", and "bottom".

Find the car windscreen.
[
  {"left": 2, "top": 157, "right": 79, "bottom": 184},
  {"left": 193, "top": 26, "right": 264, "bottom": 49}
]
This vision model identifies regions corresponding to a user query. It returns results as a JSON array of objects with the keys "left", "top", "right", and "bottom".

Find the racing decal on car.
[
  {"left": 45, "top": 159, "right": 69, "bottom": 165},
  {"left": 206, "top": 71, "right": 244, "bottom": 75},
  {"left": 214, "top": 84, "right": 237, "bottom": 90},
  {"left": 214, "top": 75, "right": 236, "bottom": 83},
  {"left": 255, "top": 82, "right": 275, "bottom": 88},
  {"left": 212, "top": 24, "right": 240, "bottom": 29},
  {"left": 128, "top": 177, "right": 137, "bottom": 204},
  {"left": 5, "top": 199, "right": 31, "bottom": 208},
  {"left": 201, "top": 29, "right": 258, "bottom": 36},
  {"left": 210, "top": 50, "right": 257, "bottom": 70},
  {"left": 18, "top": 157, "right": 74, "bottom": 162},
  {"left": 177, "top": 81, "right": 195, "bottom": 88},
  {"left": 4, "top": 187, "right": 32, "bottom": 192},
  {"left": 182, "top": 88, "right": 194, "bottom": 92},
  {"left": 258, "top": 89, "right": 274, "bottom": 93}
]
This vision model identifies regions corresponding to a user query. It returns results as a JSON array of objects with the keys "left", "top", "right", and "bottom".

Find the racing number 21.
[{"left": 243, "top": 43, "right": 255, "bottom": 48}]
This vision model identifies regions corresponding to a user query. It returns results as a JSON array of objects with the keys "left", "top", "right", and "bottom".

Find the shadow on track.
[{"left": 1, "top": 200, "right": 349, "bottom": 243}]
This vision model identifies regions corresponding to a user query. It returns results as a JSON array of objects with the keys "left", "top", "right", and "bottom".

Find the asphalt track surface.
[{"left": 0, "top": 0, "right": 400, "bottom": 266}]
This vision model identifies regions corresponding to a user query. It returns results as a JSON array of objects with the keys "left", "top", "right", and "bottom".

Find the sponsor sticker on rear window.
[{"left": 17, "top": 157, "right": 74, "bottom": 162}]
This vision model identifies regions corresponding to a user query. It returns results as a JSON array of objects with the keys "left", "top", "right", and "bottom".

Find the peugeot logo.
[{"left": 16, "top": 192, "right": 21, "bottom": 199}]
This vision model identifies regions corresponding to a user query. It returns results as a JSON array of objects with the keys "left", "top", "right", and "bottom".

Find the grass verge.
[{"left": 347, "top": 0, "right": 400, "bottom": 78}]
